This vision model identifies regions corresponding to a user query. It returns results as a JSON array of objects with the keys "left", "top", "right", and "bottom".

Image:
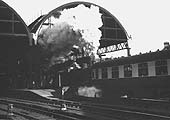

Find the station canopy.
[
  {"left": 29, "top": 2, "right": 129, "bottom": 55},
  {"left": 0, "top": 0, "right": 31, "bottom": 38},
  {"left": 0, "top": 0, "right": 31, "bottom": 67}
]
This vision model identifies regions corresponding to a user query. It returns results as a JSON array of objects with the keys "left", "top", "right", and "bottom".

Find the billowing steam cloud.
[
  {"left": 38, "top": 22, "right": 82, "bottom": 55},
  {"left": 38, "top": 4, "right": 103, "bottom": 65},
  {"left": 78, "top": 86, "right": 102, "bottom": 98}
]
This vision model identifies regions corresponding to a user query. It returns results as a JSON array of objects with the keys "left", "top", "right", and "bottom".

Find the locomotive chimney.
[{"left": 163, "top": 42, "right": 170, "bottom": 50}]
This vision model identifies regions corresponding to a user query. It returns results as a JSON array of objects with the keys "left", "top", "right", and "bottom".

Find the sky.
[{"left": 4, "top": 0, "right": 170, "bottom": 57}]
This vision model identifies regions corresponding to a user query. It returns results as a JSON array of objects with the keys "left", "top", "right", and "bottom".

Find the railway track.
[
  {"left": 42, "top": 97, "right": 170, "bottom": 119},
  {"left": 0, "top": 98, "right": 94, "bottom": 120},
  {"left": 1, "top": 97, "right": 170, "bottom": 120},
  {"left": 0, "top": 105, "right": 48, "bottom": 120},
  {"left": 0, "top": 97, "right": 116, "bottom": 120},
  {"left": 35, "top": 97, "right": 170, "bottom": 120}
]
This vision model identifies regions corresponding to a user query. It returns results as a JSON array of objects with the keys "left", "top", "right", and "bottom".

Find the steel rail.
[
  {"left": 2, "top": 97, "right": 170, "bottom": 120},
  {"left": 0, "top": 98, "right": 95, "bottom": 120},
  {"left": 0, "top": 105, "right": 43, "bottom": 120}
]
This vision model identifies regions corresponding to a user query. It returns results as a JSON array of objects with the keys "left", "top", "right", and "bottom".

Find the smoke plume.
[{"left": 38, "top": 4, "right": 103, "bottom": 65}]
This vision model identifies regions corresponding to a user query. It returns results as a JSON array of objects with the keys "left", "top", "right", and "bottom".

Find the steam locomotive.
[{"left": 60, "top": 42, "right": 170, "bottom": 100}]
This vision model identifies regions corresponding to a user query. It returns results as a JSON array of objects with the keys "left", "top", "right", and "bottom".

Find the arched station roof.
[
  {"left": 0, "top": 0, "right": 31, "bottom": 39},
  {"left": 0, "top": 0, "right": 31, "bottom": 67},
  {"left": 29, "top": 1, "right": 129, "bottom": 50}
]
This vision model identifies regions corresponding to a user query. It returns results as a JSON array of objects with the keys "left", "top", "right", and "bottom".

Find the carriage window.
[
  {"left": 112, "top": 66, "right": 119, "bottom": 78},
  {"left": 138, "top": 62, "right": 148, "bottom": 77},
  {"left": 124, "top": 64, "right": 132, "bottom": 77},
  {"left": 155, "top": 60, "right": 168, "bottom": 75},
  {"left": 91, "top": 69, "right": 96, "bottom": 79},
  {"left": 102, "top": 67, "right": 108, "bottom": 79},
  {"left": 95, "top": 69, "right": 98, "bottom": 79}
]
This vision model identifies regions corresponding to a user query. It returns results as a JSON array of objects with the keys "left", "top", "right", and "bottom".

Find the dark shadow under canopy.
[{"left": 0, "top": 0, "right": 31, "bottom": 89}]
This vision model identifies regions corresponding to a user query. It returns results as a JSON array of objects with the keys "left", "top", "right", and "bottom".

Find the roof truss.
[{"left": 97, "top": 41, "right": 130, "bottom": 56}]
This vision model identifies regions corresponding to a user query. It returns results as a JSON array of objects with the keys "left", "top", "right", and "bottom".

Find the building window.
[
  {"left": 102, "top": 67, "right": 108, "bottom": 79},
  {"left": 155, "top": 60, "right": 168, "bottom": 75},
  {"left": 112, "top": 66, "right": 119, "bottom": 78},
  {"left": 124, "top": 64, "right": 132, "bottom": 77},
  {"left": 138, "top": 62, "right": 148, "bottom": 77}
]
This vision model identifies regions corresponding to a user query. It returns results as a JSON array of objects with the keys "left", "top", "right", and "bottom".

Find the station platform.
[
  {"left": 6, "top": 87, "right": 72, "bottom": 101},
  {"left": 6, "top": 89, "right": 62, "bottom": 100},
  {"left": 26, "top": 89, "right": 56, "bottom": 97}
]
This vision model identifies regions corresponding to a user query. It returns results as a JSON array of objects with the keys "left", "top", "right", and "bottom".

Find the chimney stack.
[{"left": 163, "top": 42, "right": 170, "bottom": 50}]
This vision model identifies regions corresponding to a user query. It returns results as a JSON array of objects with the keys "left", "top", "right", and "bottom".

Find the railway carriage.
[{"left": 90, "top": 46, "right": 170, "bottom": 99}]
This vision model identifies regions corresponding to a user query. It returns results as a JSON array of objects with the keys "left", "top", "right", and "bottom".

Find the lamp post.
[
  {"left": 58, "top": 70, "right": 67, "bottom": 110},
  {"left": 58, "top": 71, "right": 61, "bottom": 88},
  {"left": 58, "top": 71, "right": 63, "bottom": 99}
]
